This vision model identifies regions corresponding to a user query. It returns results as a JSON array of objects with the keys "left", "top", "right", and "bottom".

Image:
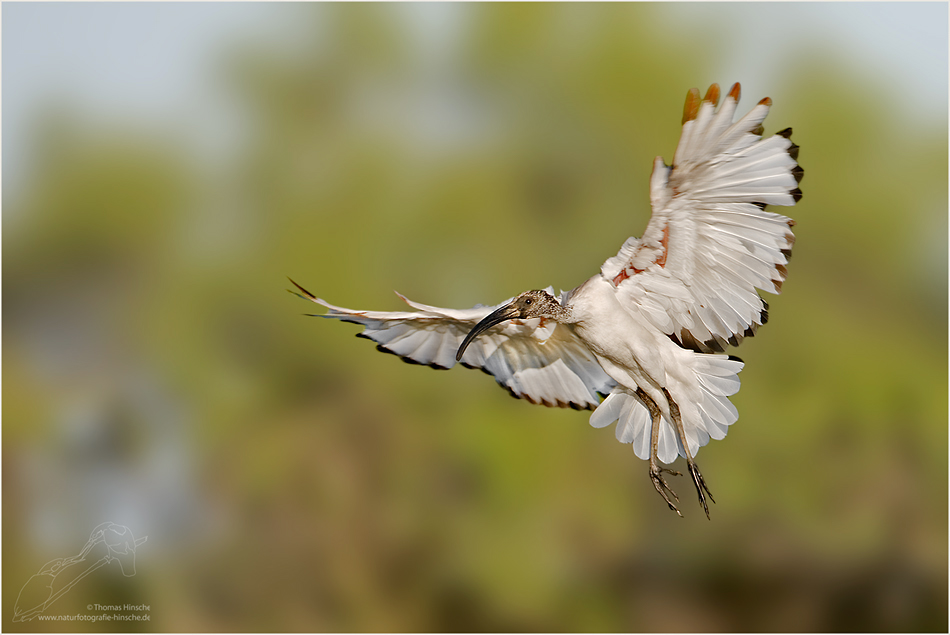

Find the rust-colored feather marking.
[
  {"left": 728, "top": 82, "right": 741, "bottom": 102},
  {"left": 611, "top": 225, "right": 670, "bottom": 287},
  {"left": 288, "top": 277, "right": 317, "bottom": 300},
  {"left": 758, "top": 96, "right": 772, "bottom": 107},
  {"left": 655, "top": 224, "right": 670, "bottom": 268},
  {"left": 682, "top": 88, "right": 701, "bottom": 125},
  {"left": 703, "top": 83, "right": 721, "bottom": 106},
  {"left": 782, "top": 229, "right": 797, "bottom": 261}
]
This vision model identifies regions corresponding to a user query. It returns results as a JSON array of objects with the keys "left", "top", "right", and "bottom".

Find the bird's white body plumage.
[{"left": 566, "top": 273, "right": 744, "bottom": 463}]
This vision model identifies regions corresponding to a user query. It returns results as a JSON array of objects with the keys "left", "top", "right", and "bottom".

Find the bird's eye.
[{"left": 525, "top": 298, "right": 532, "bottom": 305}]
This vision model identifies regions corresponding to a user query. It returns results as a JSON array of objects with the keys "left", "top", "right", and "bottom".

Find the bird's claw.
[
  {"left": 687, "top": 462, "right": 715, "bottom": 520},
  {"left": 649, "top": 465, "right": 683, "bottom": 517}
]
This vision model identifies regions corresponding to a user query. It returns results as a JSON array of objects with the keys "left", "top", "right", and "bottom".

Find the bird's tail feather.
[{"left": 589, "top": 355, "right": 743, "bottom": 464}]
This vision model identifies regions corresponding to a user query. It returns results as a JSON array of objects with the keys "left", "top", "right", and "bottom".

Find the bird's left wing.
[
  {"left": 290, "top": 280, "right": 614, "bottom": 410},
  {"left": 601, "top": 83, "right": 801, "bottom": 353}
]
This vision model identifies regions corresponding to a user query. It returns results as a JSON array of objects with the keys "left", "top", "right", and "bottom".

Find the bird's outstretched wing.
[
  {"left": 601, "top": 83, "right": 801, "bottom": 353},
  {"left": 290, "top": 280, "right": 614, "bottom": 410}
]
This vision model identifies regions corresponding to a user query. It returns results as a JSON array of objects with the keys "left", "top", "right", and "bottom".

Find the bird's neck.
[{"left": 552, "top": 301, "right": 577, "bottom": 324}]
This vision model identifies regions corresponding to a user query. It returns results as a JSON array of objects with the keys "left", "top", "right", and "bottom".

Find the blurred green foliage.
[{"left": 4, "top": 4, "right": 946, "bottom": 632}]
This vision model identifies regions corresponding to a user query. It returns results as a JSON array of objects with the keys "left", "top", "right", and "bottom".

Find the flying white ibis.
[{"left": 291, "top": 83, "right": 801, "bottom": 517}]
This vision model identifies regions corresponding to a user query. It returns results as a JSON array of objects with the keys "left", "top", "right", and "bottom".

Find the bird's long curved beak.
[{"left": 456, "top": 303, "right": 519, "bottom": 362}]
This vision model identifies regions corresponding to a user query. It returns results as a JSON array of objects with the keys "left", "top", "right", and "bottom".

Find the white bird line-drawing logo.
[{"left": 13, "top": 522, "right": 147, "bottom": 622}]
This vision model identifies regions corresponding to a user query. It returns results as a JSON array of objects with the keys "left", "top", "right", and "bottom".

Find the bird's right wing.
[
  {"left": 290, "top": 280, "right": 615, "bottom": 410},
  {"left": 601, "top": 83, "right": 801, "bottom": 353}
]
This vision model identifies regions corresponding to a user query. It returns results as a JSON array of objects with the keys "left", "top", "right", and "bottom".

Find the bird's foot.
[
  {"left": 649, "top": 464, "right": 683, "bottom": 517},
  {"left": 687, "top": 461, "right": 716, "bottom": 519}
]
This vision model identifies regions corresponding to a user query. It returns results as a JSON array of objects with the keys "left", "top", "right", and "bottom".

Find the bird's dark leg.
[
  {"left": 662, "top": 388, "right": 715, "bottom": 519},
  {"left": 637, "top": 388, "right": 682, "bottom": 517}
]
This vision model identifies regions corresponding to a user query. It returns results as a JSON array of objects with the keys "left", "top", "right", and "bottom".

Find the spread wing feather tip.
[{"left": 603, "top": 83, "right": 802, "bottom": 353}]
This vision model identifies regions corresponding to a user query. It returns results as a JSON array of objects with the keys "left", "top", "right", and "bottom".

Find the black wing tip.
[
  {"left": 776, "top": 127, "right": 801, "bottom": 164},
  {"left": 670, "top": 330, "right": 724, "bottom": 354},
  {"left": 670, "top": 296, "right": 771, "bottom": 353},
  {"left": 499, "top": 382, "right": 594, "bottom": 410},
  {"left": 372, "top": 343, "right": 452, "bottom": 370}
]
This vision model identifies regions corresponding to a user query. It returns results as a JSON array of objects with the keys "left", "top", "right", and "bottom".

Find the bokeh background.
[{"left": 4, "top": 3, "right": 947, "bottom": 632}]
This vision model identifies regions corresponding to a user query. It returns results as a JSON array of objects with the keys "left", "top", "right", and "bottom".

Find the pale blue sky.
[
  {"left": 660, "top": 2, "right": 947, "bottom": 117},
  {"left": 3, "top": 2, "right": 947, "bottom": 198}
]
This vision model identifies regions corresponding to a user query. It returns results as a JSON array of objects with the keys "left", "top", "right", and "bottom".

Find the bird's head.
[{"left": 456, "top": 290, "right": 561, "bottom": 361}]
